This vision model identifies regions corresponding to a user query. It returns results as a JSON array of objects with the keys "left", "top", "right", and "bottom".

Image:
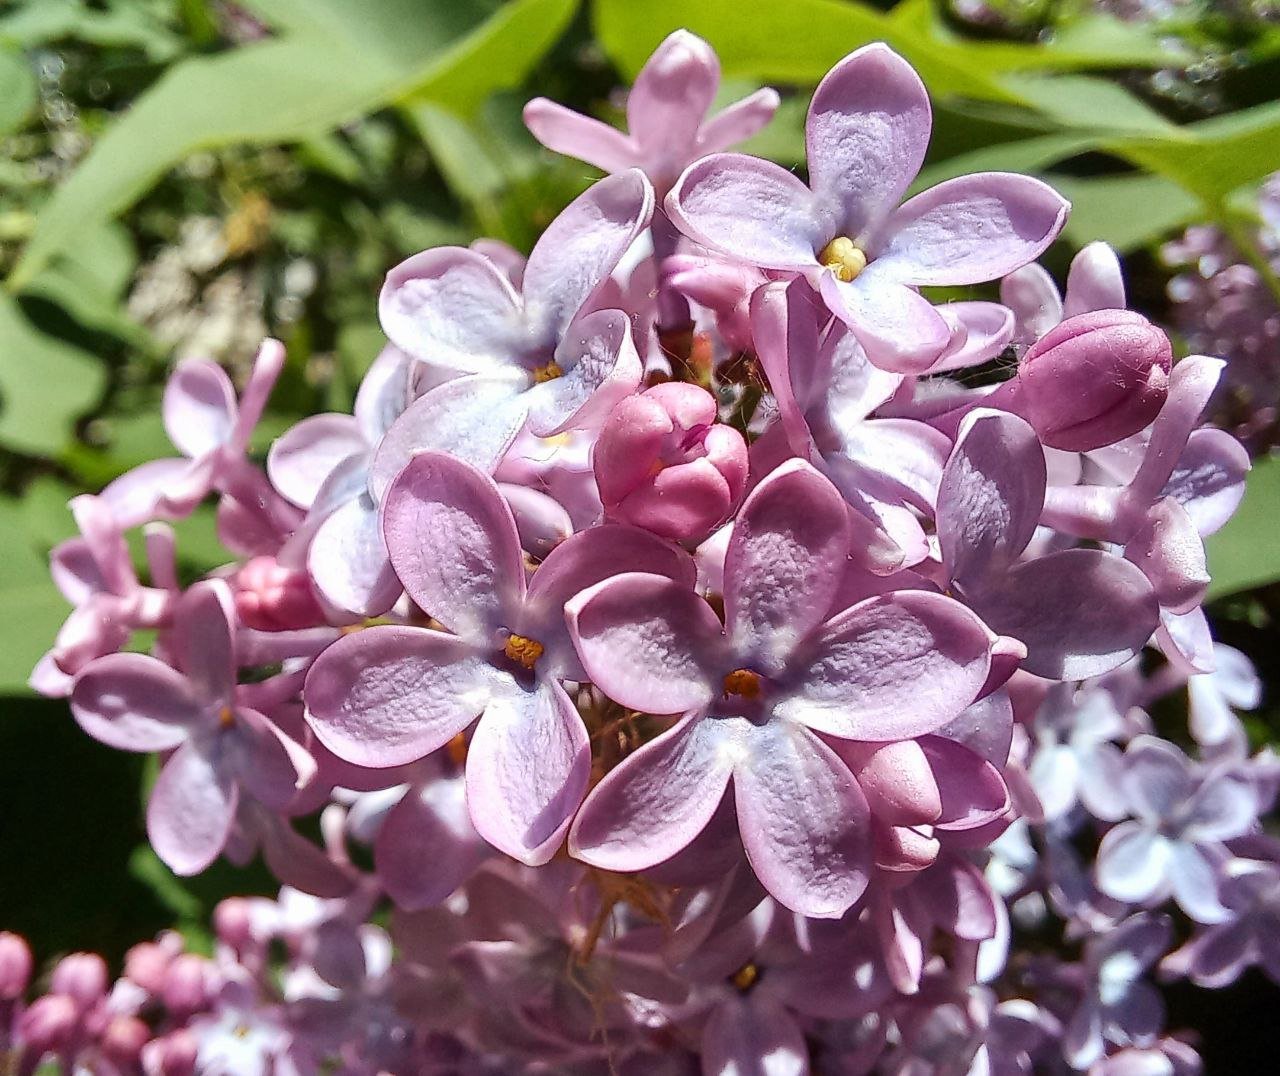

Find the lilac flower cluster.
[
  {"left": 1163, "top": 171, "right": 1280, "bottom": 452},
  {"left": 20, "top": 29, "right": 1269, "bottom": 1075}
]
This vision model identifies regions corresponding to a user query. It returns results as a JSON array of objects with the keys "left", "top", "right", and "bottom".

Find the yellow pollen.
[
  {"left": 532, "top": 360, "right": 563, "bottom": 384},
  {"left": 504, "top": 633, "right": 545, "bottom": 669},
  {"left": 218, "top": 706, "right": 235, "bottom": 729},
  {"left": 723, "top": 668, "right": 762, "bottom": 699},
  {"left": 820, "top": 236, "right": 868, "bottom": 283},
  {"left": 446, "top": 732, "right": 468, "bottom": 768},
  {"left": 730, "top": 963, "right": 760, "bottom": 992}
]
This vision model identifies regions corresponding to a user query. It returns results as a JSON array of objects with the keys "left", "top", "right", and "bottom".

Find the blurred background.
[{"left": 1, "top": 0, "right": 1279, "bottom": 1058}]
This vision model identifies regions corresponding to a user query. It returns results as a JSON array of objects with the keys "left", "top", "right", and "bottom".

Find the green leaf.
[
  {"left": 0, "top": 292, "right": 106, "bottom": 456},
  {"left": 999, "top": 74, "right": 1176, "bottom": 136},
  {"left": 0, "top": 45, "right": 35, "bottom": 136},
  {"left": 1107, "top": 98, "right": 1280, "bottom": 202},
  {"left": 0, "top": 497, "right": 71, "bottom": 694},
  {"left": 7, "top": 0, "right": 578, "bottom": 289},
  {"left": 1206, "top": 455, "right": 1280, "bottom": 601},
  {"left": 1050, "top": 173, "right": 1202, "bottom": 253},
  {"left": 913, "top": 132, "right": 1099, "bottom": 193}
]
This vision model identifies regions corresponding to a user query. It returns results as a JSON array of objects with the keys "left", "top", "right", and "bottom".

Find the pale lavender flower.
[{"left": 667, "top": 44, "right": 1068, "bottom": 372}]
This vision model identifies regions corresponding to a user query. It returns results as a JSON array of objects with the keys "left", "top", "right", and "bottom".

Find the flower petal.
[
  {"left": 698, "top": 88, "right": 782, "bottom": 155},
  {"left": 819, "top": 268, "right": 952, "bottom": 373},
  {"left": 668, "top": 153, "right": 825, "bottom": 273},
  {"left": 724, "top": 459, "right": 850, "bottom": 675},
  {"left": 303, "top": 625, "right": 494, "bottom": 768},
  {"left": 522, "top": 98, "right": 637, "bottom": 173},
  {"left": 1000, "top": 262, "right": 1063, "bottom": 342},
  {"left": 163, "top": 359, "right": 236, "bottom": 459},
  {"left": 465, "top": 679, "right": 590, "bottom": 865},
  {"left": 806, "top": 42, "right": 931, "bottom": 239},
  {"left": 526, "top": 309, "right": 643, "bottom": 436},
  {"left": 307, "top": 494, "right": 402, "bottom": 618},
  {"left": 567, "top": 572, "right": 722, "bottom": 714},
  {"left": 627, "top": 30, "right": 719, "bottom": 159},
  {"left": 147, "top": 740, "right": 238, "bottom": 876},
  {"left": 733, "top": 718, "right": 870, "bottom": 918},
  {"left": 780, "top": 591, "right": 992, "bottom": 741},
  {"left": 872, "top": 173, "right": 1069, "bottom": 287},
  {"left": 368, "top": 372, "right": 529, "bottom": 502},
  {"left": 173, "top": 580, "right": 236, "bottom": 708},
  {"left": 522, "top": 169, "right": 654, "bottom": 343},
  {"left": 379, "top": 247, "right": 524, "bottom": 373},
  {"left": 382, "top": 451, "right": 525, "bottom": 642},
  {"left": 1064, "top": 241, "right": 1126, "bottom": 317},
  {"left": 569, "top": 713, "right": 733, "bottom": 871},
  {"left": 267, "top": 414, "right": 367, "bottom": 509},
  {"left": 969, "top": 549, "right": 1158, "bottom": 681},
  {"left": 701, "top": 994, "right": 809, "bottom": 1076},
  {"left": 1095, "top": 822, "right": 1171, "bottom": 904},
  {"left": 523, "top": 523, "right": 695, "bottom": 680},
  {"left": 70, "top": 653, "right": 196, "bottom": 752}
]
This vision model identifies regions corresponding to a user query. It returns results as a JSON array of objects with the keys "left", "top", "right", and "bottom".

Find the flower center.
[
  {"left": 722, "top": 668, "right": 763, "bottom": 699},
  {"left": 532, "top": 360, "right": 563, "bottom": 383},
  {"left": 504, "top": 633, "right": 545, "bottom": 669},
  {"left": 819, "top": 236, "right": 867, "bottom": 283},
  {"left": 218, "top": 705, "right": 235, "bottom": 729},
  {"left": 730, "top": 962, "right": 760, "bottom": 993}
]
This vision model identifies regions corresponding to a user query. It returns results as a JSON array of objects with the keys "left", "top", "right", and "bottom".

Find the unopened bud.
[
  {"left": 233, "top": 556, "right": 326, "bottom": 631},
  {"left": 1015, "top": 310, "right": 1171, "bottom": 452},
  {"left": 50, "top": 952, "right": 107, "bottom": 1009},
  {"left": 595, "top": 384, "right": 748, "bottom": 545},
  {"left": 0, "top": 932, "right": 32, "bottom": 1000}
]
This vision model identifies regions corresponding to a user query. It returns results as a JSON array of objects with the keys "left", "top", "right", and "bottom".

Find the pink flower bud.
[
  {"left": 161, "top": 955, "right": 215, "bottom": 1019},
  {"left": 123, "top": 940, "right": 175, "bottom": 996},
  {"left": 0, "top": 932, "right": 32, "bottom": 1000},
  {"left": 213, "top": 897, "right": 254, "bottom": 951},
  {"left": 100, "top": 1014, "right": 151, "bottom": 1068},
  {"left": 1014, "top": 309, "right": 1171, "bottom": 451},
  {"left": 16, "top": 994, "right": 78, "bottom": 1056},
  {"left": 595, "top": 384, "right": 747, "bottom": 545},
  {"left": 232, "top": 555, "right": 325, "bottom": 631},
  {"left": 50, "top": 952, "right": 107, "bottom": 1009}
]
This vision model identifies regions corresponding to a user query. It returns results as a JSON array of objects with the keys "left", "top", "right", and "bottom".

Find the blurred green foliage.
[{"left": 2, "top": 0, "right": 1279, "bottom": 960}]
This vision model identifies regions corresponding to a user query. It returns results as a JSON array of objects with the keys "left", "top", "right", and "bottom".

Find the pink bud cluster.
[{"left": 17, "top": 29, "right": 1269, "bottom": 1076}]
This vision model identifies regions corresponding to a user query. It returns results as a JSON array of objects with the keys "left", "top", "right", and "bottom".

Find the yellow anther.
[
  {"left": 218, "top": 705, "right": 235, "bottom": 729},
  {"left": 504, "top": 633, "right": 545, "bottom": 669},
  {"left": 819, "top": 236, "right": 868, "bottom": 283},
  {"left": 532, "top": 360, "right": 563, "bottom": 384},
  {"left": 730, "top": 963, "right": 760, "bottom": 992},
  {"left": 446, "top": 732, "right": 468, "bottom": 768},
  {"left": 723, "top": 668, "right": 762, "bottom": 699}
]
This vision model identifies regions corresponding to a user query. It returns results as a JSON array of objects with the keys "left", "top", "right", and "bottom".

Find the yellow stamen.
[
  {"left": 504, "top": 633, "right": 545, "bottom": 669},
  {"left": 722, "top": 668, "right": 762, "bottom": 699},
  {"left": 532, "top": 360, "right": 563, "bottom": 384},
  {"left": 218, "top": 705, "right": 235, "bottom": 729},
  {"left": 446, "top": 732, "right": 468, "bottom": 768},
  {"left": 819, "top": 236, "right": 868, "bottom": 283},
  {"left": 730, "top": 963, "right": 760, "bottom": 992}
]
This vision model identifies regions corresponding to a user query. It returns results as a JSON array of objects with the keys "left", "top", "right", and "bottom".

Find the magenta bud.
[
  {"left": 213, "top": 897, "right": 254, "bottom": 951},
  {"left": 100, "top": 1014, "right": 151, "bottom": 1067},
  {"left": 16, "top": 994, "right": 78, "bottom": 1056},
  {"left": 1015, "top": 309, "right": 1171, "bottom": 451},
  {"left": 161, "top": 954, "right": 214, "bottom": 1019},
  {"left": 123, "top": 941, "right": 174, "bottom": 996},
  {"left": 232, "top": 555, "right": 325, "bottom": 631},
  {"left": 50, "top": 952, "right": 108, "bottom": 1009},
  {"left": 594, "top": 384, "right": 748, "bottom": 545},
  {"left": 0, "top": 932, "right": 32, "bottom": 1000}
]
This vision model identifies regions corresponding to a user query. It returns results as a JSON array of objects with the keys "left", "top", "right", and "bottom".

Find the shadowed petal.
[
  {"left": 268, "top": 414, "right": 366, "bottom": 509},
  {"left": 570, "top": 713, "right": 733, "bottom": 871},
  {"left": 734, "top": 718, "right": 870, "bottom": 918},
  {"left": 376, "top": 776, "right": 488, "bottom": 910},
  {"left": 465, "top": 679, "right": 590, "bottom": 865},
  {"left": 567, "top": 572, "right": 722, "bottom": 714},
  {"left": 702, "top": 994, "right": 809, "bottom": 1076},
  {"left": 308, "top": 494, "right": 401, "bottom": 618}
]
